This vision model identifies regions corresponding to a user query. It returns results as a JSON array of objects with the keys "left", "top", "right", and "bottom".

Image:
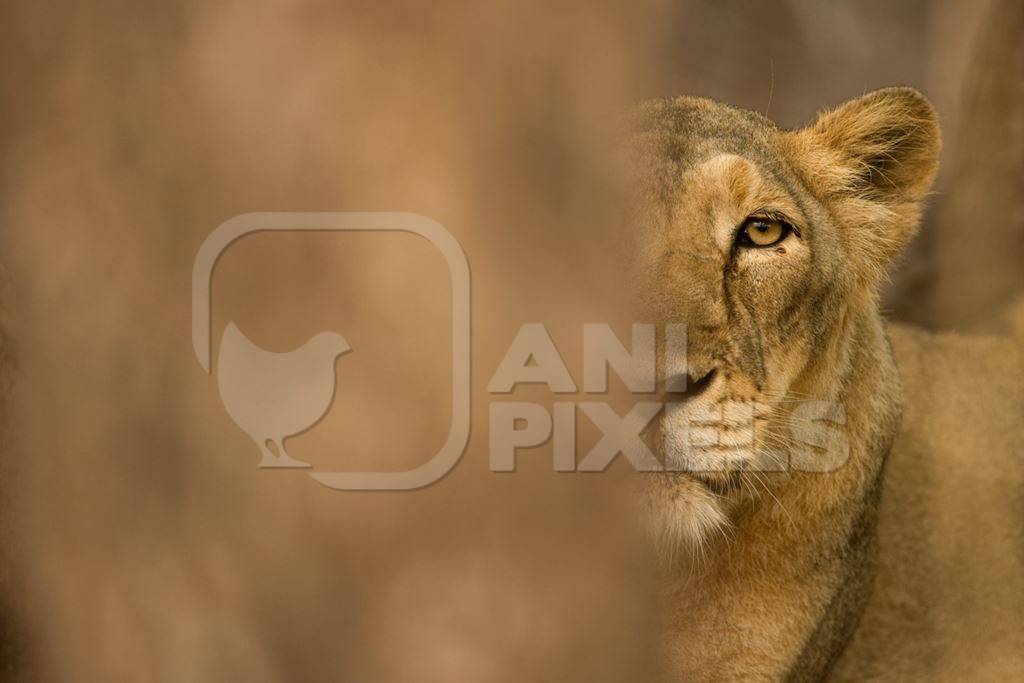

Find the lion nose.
[{"left": 664, "top": 368, "right": 717, "bottom": 402}]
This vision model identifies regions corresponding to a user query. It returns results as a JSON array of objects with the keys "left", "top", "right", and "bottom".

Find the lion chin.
[{"left": 644, "top": 473, "right": 729, "bottom": 564}]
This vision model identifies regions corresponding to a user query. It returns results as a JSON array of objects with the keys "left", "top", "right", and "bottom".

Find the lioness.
[{"left": 633, "top": 88, "right": 1024, "bottom": 680}]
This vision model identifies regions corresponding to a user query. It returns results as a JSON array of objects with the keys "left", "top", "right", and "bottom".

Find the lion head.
[{"left": 631, "top": 88, "right": 941, "bottom": 548}]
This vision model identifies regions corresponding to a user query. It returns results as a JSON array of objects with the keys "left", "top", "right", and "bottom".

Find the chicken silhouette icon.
[{"left": 217, "top": 321, "right": 352, "bottom": 468}]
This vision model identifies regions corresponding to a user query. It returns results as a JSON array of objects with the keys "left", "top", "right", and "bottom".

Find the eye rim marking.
[{"left": 735, "top": 213, "right": 801, "bottom": 250}]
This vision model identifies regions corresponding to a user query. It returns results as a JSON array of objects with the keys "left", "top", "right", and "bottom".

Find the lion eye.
[{"left": 739, "top": 217, "right": 789, "bottom": 248}]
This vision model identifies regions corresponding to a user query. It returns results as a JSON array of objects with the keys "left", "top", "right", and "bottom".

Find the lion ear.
[
  {"left": 808, "top": 87, "right": 941, "bottom": 202},
  {"left": 789, "top": 88, "right": 941, "bottom": 277}
]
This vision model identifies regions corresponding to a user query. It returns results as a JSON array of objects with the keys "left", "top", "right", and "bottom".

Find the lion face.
[
  {"left": 630, "top": 89, "right": 940, "bottom": 498},
  {"left": 649, "top": 149, "right": 839, "bottom": 493}
]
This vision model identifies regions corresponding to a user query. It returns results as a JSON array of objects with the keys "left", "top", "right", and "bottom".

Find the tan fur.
[
  {"left": 632, "top": 88, "right": 1023, "bottom": 680},
  {"left": 831, "top": 326, "right": 1024, "bottom": 680}
]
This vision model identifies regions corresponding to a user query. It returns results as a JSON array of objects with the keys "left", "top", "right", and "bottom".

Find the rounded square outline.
[{"left": 192, "top": 212, "right": 470, "bottom": 490}]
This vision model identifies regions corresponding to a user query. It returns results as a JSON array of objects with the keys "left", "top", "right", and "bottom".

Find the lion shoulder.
[{"left": 833, "top": 323, "right": 1024, "bottom": 678}]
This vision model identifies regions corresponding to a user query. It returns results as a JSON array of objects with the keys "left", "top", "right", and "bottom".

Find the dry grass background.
[{"left": 0, "top": 0, "right": 1019, "bottom": 680}]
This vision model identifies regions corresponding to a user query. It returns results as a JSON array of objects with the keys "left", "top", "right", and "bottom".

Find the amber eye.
[{"left": 738, "top": 217, "right": 790, "bottom": 248}]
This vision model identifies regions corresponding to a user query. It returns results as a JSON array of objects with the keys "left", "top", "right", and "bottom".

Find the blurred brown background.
[{"left": 0, "top": 0, "right": 1020, "bottom": 680}]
